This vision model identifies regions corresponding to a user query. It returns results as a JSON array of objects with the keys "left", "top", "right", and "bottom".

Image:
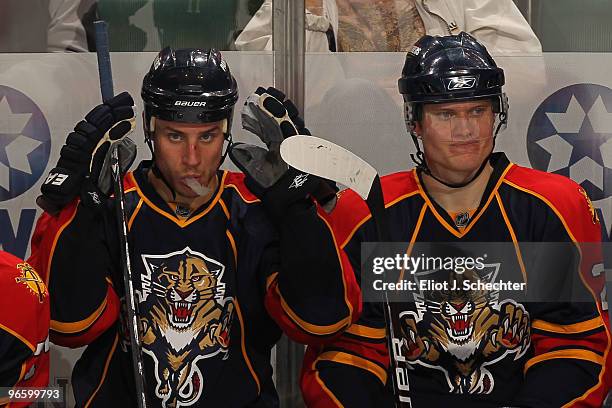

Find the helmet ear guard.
[{"left": 493, "top": 93, "right": 509, "bottom": 135}]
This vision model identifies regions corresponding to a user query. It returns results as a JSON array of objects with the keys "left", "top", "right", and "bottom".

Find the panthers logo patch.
[
  {"left": 138, "top": 247, "right": 234, "bottom": 407},
  {"left": 394, "top": 262, "right": 530, "bottom": 396}
]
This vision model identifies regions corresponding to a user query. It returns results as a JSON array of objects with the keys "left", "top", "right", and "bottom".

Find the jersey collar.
[{"left": 415, "top": 152, "right": 513, "bottom": 236}]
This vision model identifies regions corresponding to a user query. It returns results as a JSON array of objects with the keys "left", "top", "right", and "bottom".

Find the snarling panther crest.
[
  {"left": 398, "top": 263, "right": 530, "bottom": 394},
  {"left": 138, "top": 247, "right": 234, "bottom": 407}
]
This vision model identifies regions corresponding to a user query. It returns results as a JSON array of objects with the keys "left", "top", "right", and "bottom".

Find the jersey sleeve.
[
  {"left": 301, "top": 305, "right": 390, "bottom": 407},
  {"left": 295, "top": 189, "right": 393, "bottom": 406},
  {"left": 28, "top": 199, "right": 120, "bottom": 348},
  {"left": 0, "top": 331, "right": 49, "bottom": 408},
  {"left": 512, "top": 184, "right": 610, "bottom": 407},
  {"left": 0, "top": 330, "right": 32, "bottom": 387},
  {"left": 264, "top": 200, "right": 361, "bottom": 344},
  {"left": 0, "top": 252, "right": 50, "bottom": 408}
]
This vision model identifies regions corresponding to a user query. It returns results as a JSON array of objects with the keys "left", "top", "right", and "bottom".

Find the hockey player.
[
  {"left": 29, "top": 48, "right": 358, "bottom": 407},
  {"left": 296, "top": 33, "right": 610, "bottom": 407},
  {"left": 0, "top": 250, "right": 49, "bottom": 408}
]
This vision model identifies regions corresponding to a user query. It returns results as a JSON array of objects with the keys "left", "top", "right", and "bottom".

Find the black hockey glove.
[
  {"left": 38, "top": 92, "right": 137, "bottom": 214},
  {"left": 229, "top": 87, "right": 337, "bottom": 219}
]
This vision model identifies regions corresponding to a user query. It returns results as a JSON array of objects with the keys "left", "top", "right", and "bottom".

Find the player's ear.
[{"left": 413, "top": 121, "right": 423, "bottom": 139}]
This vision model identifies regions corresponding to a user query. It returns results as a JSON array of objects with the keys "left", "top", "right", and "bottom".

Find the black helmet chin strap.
[
  {"left": 413, "top": 150, "right": 490, "bottom": 189},
  {"left": 219, "top": 132, "right": 233, "bottom": 167},
  {"left": 151, "top": 161, "right": 177, "bottom": 200},
  {"left": 410, "top": 116, "right": 506, "bottom": 189},
  {"left": 145, "top": 133, "right": 178, "bottom": 200}
]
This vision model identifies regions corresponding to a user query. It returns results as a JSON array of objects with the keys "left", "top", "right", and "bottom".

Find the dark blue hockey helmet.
[
  {"left": 398, "top": 32, "right": 508, "bottom": 130},
  {"left": 398, "top": 32, "right": 509, "bottom": 189},
  {"left": 141, "top": 47, "right": 238, "bottom": 141}
]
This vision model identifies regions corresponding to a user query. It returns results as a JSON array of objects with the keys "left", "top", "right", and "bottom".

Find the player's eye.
[
  {"left": 167, "top": 133, "right": 183, "bottom": 142},
  {"left": 434, "top": 111, "right": 453, "bottom": 120},
  {"left": 200, "top": 131, "right": 217, "bottom": 142},
  {"left": 470, "top": 107, "right": 487, "bottom": 116}
]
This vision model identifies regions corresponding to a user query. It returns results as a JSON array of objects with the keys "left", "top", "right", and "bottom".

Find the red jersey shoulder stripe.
[
  {"left": 223, "top": 171, "right": 260, "bottom": 203},
  {"left": 329, "top": 171, "right": 419, "bottom": 248},
  {"left": 503, "top": 164, "right": 601, "bottom": 243}
]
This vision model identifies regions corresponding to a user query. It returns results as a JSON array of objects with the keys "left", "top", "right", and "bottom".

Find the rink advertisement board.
[{"left": 0, "top": 52, "right": 610, "bottom": 405}]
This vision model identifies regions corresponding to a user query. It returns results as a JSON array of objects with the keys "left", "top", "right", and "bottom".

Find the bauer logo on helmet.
[{"left": 174, "top": 101, "right": 208, "bottom": 107}]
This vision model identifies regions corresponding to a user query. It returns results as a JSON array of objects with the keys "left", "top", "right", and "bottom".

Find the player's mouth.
[
  {"left": 181, "top": 174, "right": 202, "bottom": 184},
  {"left": 181, "top": 176, "right": 210, "bottom": 196},
  {"left": 448, "top": 141, "right": 483, "bottom": 157},
  {"left": 449, "top": 140, "right": 481, "bottom": 148}
]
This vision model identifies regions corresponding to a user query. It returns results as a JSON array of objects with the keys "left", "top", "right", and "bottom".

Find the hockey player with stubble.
[
  {"left": 28, "top": 48, "right": 359, "bottom": 407},
  {"left": 296, "top": 33, "right": 611, "bottom": 407}
]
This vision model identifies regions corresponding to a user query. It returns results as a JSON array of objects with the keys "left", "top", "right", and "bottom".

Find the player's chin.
[
  {"left": 445, "top": 155, "right": 487, "bottom": 175},
  {"left": 449, "top": 144, "right": 489, "bottom": 161}
]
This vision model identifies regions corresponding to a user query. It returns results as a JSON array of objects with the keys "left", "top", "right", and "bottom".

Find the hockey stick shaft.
[
  {"left": 94, "top": 21, "right": 114, "bottom": 102},
  {"left": 365, "top": 176, "right": 402, "bottom": 408},
  {"left": 94, "top": 20, "right": 147, "bottom": 408}
]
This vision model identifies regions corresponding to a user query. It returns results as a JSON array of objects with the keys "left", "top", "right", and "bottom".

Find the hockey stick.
[
  {"left": 279, "top": 135, "right": 388, "bottom": 238},
  {"left": 280, "top": 135, "right": 402, "bottom": 407},
  {"left": 94, "top": 20, "right": 147, "bottom": 408},
  {"left": 278, "top": 135, "right": 381, "bottom": 213}
]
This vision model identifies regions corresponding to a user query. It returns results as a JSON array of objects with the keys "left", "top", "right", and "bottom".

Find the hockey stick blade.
[
  {"left": 280, "top": 135, "right": 378, "bottom": 201},
  {"left": 280, "top": 135, "right": 390, "bottom": 241}
]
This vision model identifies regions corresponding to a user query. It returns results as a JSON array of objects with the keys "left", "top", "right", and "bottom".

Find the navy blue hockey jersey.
[
  {"left": 302, "top": 153, "right": 610, "bottom": 408},
  {"left": 30, "top": 161, "right": 360, "bottom": 407}
]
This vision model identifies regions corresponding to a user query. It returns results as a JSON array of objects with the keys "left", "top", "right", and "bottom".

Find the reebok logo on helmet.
[{"left": 444, "top": 76, "right": 477, "bottom": 91}]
